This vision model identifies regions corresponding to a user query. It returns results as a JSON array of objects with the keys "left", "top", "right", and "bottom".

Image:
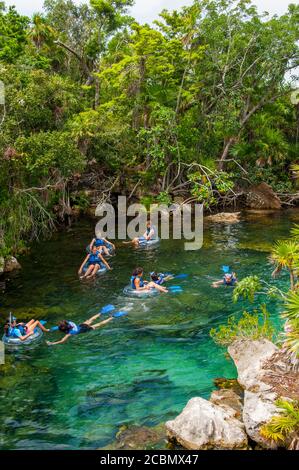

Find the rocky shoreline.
[
  {"left": 166, "top": 338, "right": 298, "bottom": 450},
  {"left": 103, "top": 339, "right": 298, "bottom": 451}
]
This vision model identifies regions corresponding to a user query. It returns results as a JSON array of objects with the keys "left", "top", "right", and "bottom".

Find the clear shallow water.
[{"left": 0, "top": 211, "right": 296, "bottom": 450}]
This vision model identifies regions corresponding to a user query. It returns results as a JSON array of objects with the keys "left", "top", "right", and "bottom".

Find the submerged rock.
[
  {"left": 4, "top": 256, "right": 21, "bottom": 273},
  {"left": 102, "top": 424, "right": 167, "bottom": 450},
  {"left": 214, "top": 377, "right": 244, "bottom": 396},
  {"left": 205, "top": 212, "right": 241, "bottom": 223},
  {"left": 245, "top": 183, "right": 281, "bottom": 210},
  {"left": 166, "top": 397, "right": 248, "bottom": 450}
]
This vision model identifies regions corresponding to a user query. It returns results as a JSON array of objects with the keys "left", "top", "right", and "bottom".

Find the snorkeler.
[
  {"left": 123, "top": 220, "right": 158, "bottom": 247},
  {"left": 46, "top": 314, "right": 114, "bottom": 346},
  {"left": 4, "top": 316, "right": 50, "bottom": 342},
  {"left": 212, "top": 268, "right": 238, "bottom": 288},
  {"left": 131, "top": 268, "right": 168, "bottom": 293},
  {"left": 89, "top": 233, "right": 115, "bottom": 256},
  {"left": 78, "top": 246, "right": 111, "bottom": 279}
]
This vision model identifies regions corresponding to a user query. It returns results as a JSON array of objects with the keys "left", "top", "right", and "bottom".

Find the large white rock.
[
  {"left": 243, "top": 391, "right": 279, "bottom": 449},
  {"left": 166, "top": 397, "right": 248, "bottom": 450},
  {"left": 228, "top": 339, "right": 280, "bottom": 448},
  {"left": 228, "top": 339, "right": 278, "bottom": 391}
]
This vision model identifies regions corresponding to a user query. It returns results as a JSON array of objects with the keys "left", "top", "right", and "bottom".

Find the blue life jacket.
[
  {"left": 67, "top": 321, "right": 80, "bottom": 336},
  {"left": 88, "top": 253, "right": 101, "bottom": 265},
  {"left": 8, "top": 326, "right": 24, "bottom": 338},
  {"left": 131, "top": 275, "right": 144, "bottom": 290},
  {"left": 94, "top": 238, "right": 105, "bottom": 247}
]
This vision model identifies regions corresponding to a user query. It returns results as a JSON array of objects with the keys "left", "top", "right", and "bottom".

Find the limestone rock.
[
  {"left": 4, "top": 256, "right": 21, "bottom": 273},
  {"left": 245, "top": 183, "right": 281, "bottom": 210},
  {"left": 205, "top": 212, "right": 241, "bottom": 223},
  {"left": 228, "top": 339, "right": 278, "bottom": 391},
  {"left": 210, "top": 389, "right": 243, "bottom": 420},
  {"left": 228, "top": 339, "right": 280, "bottom": 449},
  {"left": 166, "top": 397, "right": 247, "bottom": 450},
  {"left": 242, "top": 391, "right": 279, "bottom": 449}
]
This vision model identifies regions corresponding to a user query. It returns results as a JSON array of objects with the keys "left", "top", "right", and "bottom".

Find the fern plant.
[{"left": 260, "top": 399, "right": 299, "bottom": 450}]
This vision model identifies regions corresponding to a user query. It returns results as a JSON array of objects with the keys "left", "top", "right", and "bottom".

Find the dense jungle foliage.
[{"left": 0, "top": 0, "right": 298, "bottom": 257}]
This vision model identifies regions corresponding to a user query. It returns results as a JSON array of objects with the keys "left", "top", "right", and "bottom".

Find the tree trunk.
[{"left": 218, "top": 137, "right": 236, "bottom": 171}]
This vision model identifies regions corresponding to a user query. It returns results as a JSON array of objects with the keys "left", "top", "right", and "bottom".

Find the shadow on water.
[{"left": 0, "top": 212, "right": 295, "bottom": 449}]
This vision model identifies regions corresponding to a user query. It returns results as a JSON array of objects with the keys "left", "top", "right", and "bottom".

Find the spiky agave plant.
[
  {"left": 260, "top": 399, "right": 299, "bottom": 450},
  {"left": 269, "top": 240, "right": 299, "bottom": 290}
]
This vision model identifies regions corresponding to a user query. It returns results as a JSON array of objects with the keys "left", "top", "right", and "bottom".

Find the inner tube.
[
  {"left": 139, "top": 238, "right": 160, "bottom": 248},
  {"left": 2, "top": 327, "right": 44, "bottom": 346},
  {"left": 123, "top": 285, "right": 160, "bottom": 298},
  {"left": 82, "top": 263, "right": 107, "bottom": 276}
]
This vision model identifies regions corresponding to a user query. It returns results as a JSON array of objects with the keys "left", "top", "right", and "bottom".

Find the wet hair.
[
  {"left": 150, "top": 272, "right": 159, "bottom": 282},
  {"left": 58, "top": 320, "right": 72, "bottom": 334},
  {"left": 4, "top": 322, "right": 10, "bottom": 337},
  {"left": 133, "top": 267, "right": 143, "bottom": 277}
]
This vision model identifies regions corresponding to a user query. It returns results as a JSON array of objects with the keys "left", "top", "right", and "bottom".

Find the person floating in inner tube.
[
  {"left": 89, "top": 233, "right": 115, "bottom": 257},
  {"left": 212, "top": 266, "right": 238, "bottom": 288},
  {"left": 78, "top": 246, "right": 111, "bottom": 280},
  {"left": 4, "top": 316, "right": 50, "bottom": 341},
  {"left": 123, "top": 220, "right": 158, "bottom": 247},
  {"left": 46, "top": 314, "right": 114, "bottom": 346},
  {"left": 150, "top": 272, "right": 174, "bottom": 285},
  {"left": 131, "top": 267, "right": 168, "bottom": 293}
]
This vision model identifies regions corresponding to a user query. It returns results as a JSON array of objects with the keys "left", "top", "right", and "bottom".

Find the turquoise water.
[{"left": 0, "top": 211, "right": 295, "bottom": 450}]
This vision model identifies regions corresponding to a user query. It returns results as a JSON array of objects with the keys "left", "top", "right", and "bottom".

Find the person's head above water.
[
  {"left": 91, "top": 245, "right": 98, "bottom": 254},
  {"left": 58, "top": 320, "right": 72, "bottom": 333},
  {"left": 133, "top": 267, "right": 143, "bottom": 277},
  {"left": 150, "top": 272, "right": 159, "bottom": 282}
]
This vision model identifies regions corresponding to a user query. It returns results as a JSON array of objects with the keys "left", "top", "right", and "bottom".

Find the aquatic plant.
[{"left": 210, "top": 305, "right": 275, "bottom": 347}]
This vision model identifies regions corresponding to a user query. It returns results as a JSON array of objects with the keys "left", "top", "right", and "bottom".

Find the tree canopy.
[{"left": 0, "top": 0, "right": 298, "bottom": 255}]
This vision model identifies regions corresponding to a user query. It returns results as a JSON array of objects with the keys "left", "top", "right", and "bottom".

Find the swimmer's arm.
[
  {"left": 79, "top": 254, "right": 90, "bottom": 274},
  {"left": 135, "top": 278, "right": 147, "bottom": 290},
  {"left": 146, "top": 229, "right": 154, "bottom": 240},
  {"left": 98, "top": 253, "right": 111, "bottom": 270},
  {"left": 104, "top": 238, "right": 115, "bottom": 250},
  {"left": 89, "top": 238, "right": 96, "bottom": 251},
  {"left": 47, "top": 334, "right": 71, "bottom": 346}
]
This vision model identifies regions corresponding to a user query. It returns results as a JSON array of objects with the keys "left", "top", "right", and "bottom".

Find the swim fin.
[
  {"left": 113, "top": 311, "right": 128, "bottom": 318},
  {"left": 100, "top": 304, "right": 115, "bottom": 315}
]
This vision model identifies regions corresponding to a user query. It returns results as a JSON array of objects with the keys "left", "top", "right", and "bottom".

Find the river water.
[{"left": 0, "top": 211, "right": 296, "bottom": 449}]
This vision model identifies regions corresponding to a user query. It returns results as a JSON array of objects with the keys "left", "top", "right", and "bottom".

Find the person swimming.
[
  {"left": 4, "top": 316, "right": 50, "bottom": 342},
  {"left": 123, "top": 220, "right": 158, "bottom": 247},
  {"left": 150, "top": 272, "right": 174, "bottom": 285},
  {"left": 131, "top": 268, "right": 168, "bottom": 293},
  {"left": 46, "top": 313, "right": 114, "bottom": 346},
  {"left": 78, "top": 246, "right": 111, "bottom": 279},
  {"left": 89, "top": 233, "right": 115, "bottom": 256},
  {"left": 212, "top": 269, "right": 238, "bottom": 288}
]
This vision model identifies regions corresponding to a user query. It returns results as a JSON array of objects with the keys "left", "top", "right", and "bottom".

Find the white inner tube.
[
  {"left": 123, "top": 285, "right": 160, "bottom": 298},
  {"left": 83, "top": 263, "right": 107, "bottom": 275},
  {"left": 2, "top": 327, "right": 44, "bottom": 346},
  {"left": 139, "top": 238, "right": 160, "bottom": 247}
]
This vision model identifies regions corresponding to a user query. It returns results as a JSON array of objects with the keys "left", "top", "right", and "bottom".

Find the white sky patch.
[{"left": 3, "top": 0, "right": 296, "bottom": 20}]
